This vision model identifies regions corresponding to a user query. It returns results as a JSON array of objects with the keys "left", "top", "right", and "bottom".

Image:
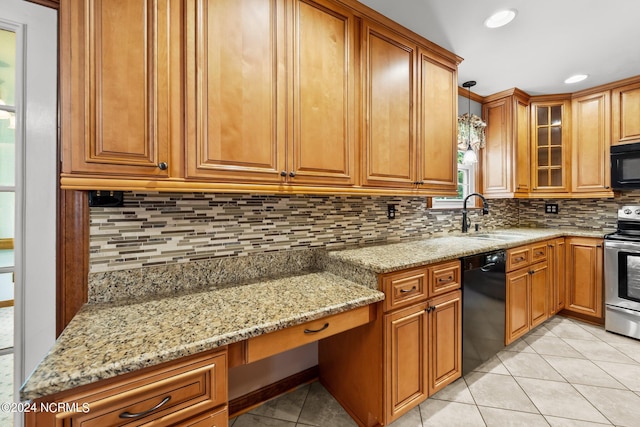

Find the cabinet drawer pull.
[
  {"left": 438, "top": 276, "right": 453, "bottom": 283},
  {"left": 158, "top": 162, "right": 168, "bottom": 170},
  {"left": 119, "top": 396, "right": 171, "bottom": 419},
  {"left": 535, "top": 251, "right": 544, "bottom": 256},
  {"left": 514, "top": 256, "right": 525, "bottom": 262},
  {"left": 400, "top": 286, "right": 417, "bottom": 293},
  {"left": 304, "top": 323, "right": 329, "bottom": 334}
]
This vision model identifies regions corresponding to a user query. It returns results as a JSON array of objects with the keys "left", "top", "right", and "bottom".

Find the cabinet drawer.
[
  {"left": 507, "top": 247, "right": 530, "bottom": 272},
  {"left": 64, "top": 352, "right": 227, "bottom": 427},
  {"left": 246, "top": 305, "right": 373, "bottom": 363},
  {"left": 531, "top": 242, "right": 548, "bottom": 263},
  {"left": 381, "top": 267, "right": 429, "bottom": 312},
  {"left": 429, "top": 261, "right": 461, "bottom": 296}
]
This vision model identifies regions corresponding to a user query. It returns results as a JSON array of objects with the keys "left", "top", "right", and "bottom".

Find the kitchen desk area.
[{"left": 20, "top": 227, "right": 609, "bottom": 426}]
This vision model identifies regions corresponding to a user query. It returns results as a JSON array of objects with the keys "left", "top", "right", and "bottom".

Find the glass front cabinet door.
[{"left": 531, "top": 100, "right": 570, "bottom": 193}]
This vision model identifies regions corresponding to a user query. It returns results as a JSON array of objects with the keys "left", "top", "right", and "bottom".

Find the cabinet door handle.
[
  {"left": 289, "top": 171, "right": 296, "bottom": 178},
  {"left": 304, "top": 323, "right": 329, "bottom": 334},
  {"left": 158, "top": 162, "right": 168, "bottom": 170},
  {"left": 119, "top": 396, "right": 171, "bottom": 419},
  {"left": 596, "top": 244, "right": 602, "bottom": 248},
  {"left": 529, "top": 270, "right": 534, "bottom": 275},
  {"left": 280, "top": 171, "right": 287, "bottom": 177},
  {"left": 400, "top": 286, "right": 417, "bottom": 293}
]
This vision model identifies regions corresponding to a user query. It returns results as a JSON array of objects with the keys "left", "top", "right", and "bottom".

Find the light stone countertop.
[
  {"left": 20, "top": 272, "right": 384, "bottom": 401},
  {"left": 325, "top": 228, "right": 609, "bottom": 277}
]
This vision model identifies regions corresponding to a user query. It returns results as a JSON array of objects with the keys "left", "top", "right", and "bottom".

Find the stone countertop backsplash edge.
[
  {"left": 21, "top": 226, "right": 608, "bottom": 401},
  {"left": 20, "top": 271, "right": 384, "bottom": 401},
  {"left": 324, "top": 227, "right": 610, "bottom": 278}
]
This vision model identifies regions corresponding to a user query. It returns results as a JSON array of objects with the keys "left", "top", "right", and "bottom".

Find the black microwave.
[{"left": 611, "top": 142, "right": 640, "bottom": 190}]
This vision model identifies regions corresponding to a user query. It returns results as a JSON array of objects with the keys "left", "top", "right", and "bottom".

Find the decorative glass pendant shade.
[{"left": 461, "top": 81, "right": 478, "bottom": 165}]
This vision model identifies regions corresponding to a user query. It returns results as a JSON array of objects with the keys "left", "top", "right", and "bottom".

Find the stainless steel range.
[{"left": 604, "top": 206, "right": 640, "bottom": 340}]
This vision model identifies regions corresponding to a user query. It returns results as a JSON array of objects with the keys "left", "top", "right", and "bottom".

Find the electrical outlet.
[
  {"left": 545, "top": 203, "right": 559, "bottom": 214},
  {"left": 387, "top": 204, "right": 396, "bottom": 220}
]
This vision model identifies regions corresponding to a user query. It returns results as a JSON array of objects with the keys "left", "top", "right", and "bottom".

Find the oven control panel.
[{"left": 619, "top": 205, "right": 640, "bottom": 221}]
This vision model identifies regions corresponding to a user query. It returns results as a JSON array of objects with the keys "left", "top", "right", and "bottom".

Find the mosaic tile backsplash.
[{"left": 89, "top": 193, "right": 517, "bottom": 273}]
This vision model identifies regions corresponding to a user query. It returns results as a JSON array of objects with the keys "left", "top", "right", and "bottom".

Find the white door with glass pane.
[
  {"left": 1, "top": 2, "right": 57, "bottom": 426},
  {"left": 0, "top": 27, "right": 16, "bottom": 351}
]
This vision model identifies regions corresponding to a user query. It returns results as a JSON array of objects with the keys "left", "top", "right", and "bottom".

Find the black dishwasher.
[{"left": 461, "top": 250, "right": 506, "bottom": 375}]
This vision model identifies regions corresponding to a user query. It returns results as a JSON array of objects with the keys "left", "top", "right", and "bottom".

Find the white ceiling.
[{"left": 358, "top": 0, "right": 640, "bottom": 97}]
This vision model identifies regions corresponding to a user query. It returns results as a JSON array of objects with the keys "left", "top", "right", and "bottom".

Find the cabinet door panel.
[
  {"left": 63, "top": 0, "right": 173, "bottom": 177},
  {"left": 428, "top": 290, "right": 461, "bottom": 395},
  {"left": 482, "top": 98, "right": 511, "bottom": 194},
  {"left": 530, "top": 262, "right": 548, "bottom": 328},
  {"left": 186, "top": 0, "right": 285, "bottom": 182},
  {"left": 385, "top": 303, "right": 428, "bottom": 421},
  {"left": 363, "top": 22, "right": 416, "bottom": 188},
  {"left": 612, "top": 81, "right": 640, "bottom": 145},
  {"left": 515, "top": 97, "right": 531, "bottom": 193},
  {"left": 506, "top": 269, "right": 529, "bottom": 344},
  {"left": 290, "top": 0, "right": 356, "bottom": 185},
  {"left": 572, "top": 92, "right": 610, "bottom": 192},
  {"left": 418, "top": 53, "right": 457, "bottom": 192},
  {"left": 566, "top": 238, "right": 603, "bottom": 319}
]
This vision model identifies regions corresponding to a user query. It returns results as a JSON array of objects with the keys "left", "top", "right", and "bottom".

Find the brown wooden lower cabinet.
[
  {"left": 319, "top": 261, "right": 462, "bottom": 426},
  {"left": 505, "top": 242, "right": 550, "bottom": 345},
  {"left": 25, "top": 350, "right": 228, "bottom": 427},
  {"left": 547, "top": 238, "right": 566, "bottom": 316},
  {"left": 564, "top": 237, "right": 604, "bottom": 321}
]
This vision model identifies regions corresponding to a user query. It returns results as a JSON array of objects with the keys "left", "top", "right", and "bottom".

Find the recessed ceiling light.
[
  {"left": 484, "top": 9, "right": 517, "bottom": 28},
  {"left": 564, "top": 74, "right": 588, "bottom": 84}
]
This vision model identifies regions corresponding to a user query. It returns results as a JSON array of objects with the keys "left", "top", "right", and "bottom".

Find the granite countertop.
[
  {"left": 325, "top": 227, "right": 608, "bottom": 276},
  {"left": 20, "top": 272, "right": 384, "bottom": 401}
]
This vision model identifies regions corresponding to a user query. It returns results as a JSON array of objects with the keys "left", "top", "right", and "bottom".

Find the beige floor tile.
[
  {"left": 562, "top": 339, "right": 637, "bottom": 364},
  {"left": 233, "top": 413, "right": 296, "bottom": 426},
  {"left": 419, "top": 400, "right": 485, "bottom": 426},
  {"left": 574, "top": 384, "right": 640, "bottom": 427},
  {"left": 524, "top": 335, "right": 586, "bottom": 358},
  {"left": 608, "top": 341, "right": 640, "bottom": 364},
  {"left": 465, "top": 372, "right": 538, "bottom": 413},
  {"left": 297, "top": 382, "right": 357, "bottom": 427},
  {"left": 544, "top": 416, "right": 612, "bottom": 426},
  {"left": 503, "top": 338, "right": 536, "bottom": 353},
  {"left": 249, "top": 384, "right": 309, "bottom": 422},
  {"left": 497, "top": 351, "right": 565, "bottom": 381},
  {"left": 429, "top": 377, "right": 475, "bottom": 404},
  {"left": 525, "top": 324, "right": 556, "bottom": 338},
  {"left": 478, "top": 406, "right": 549, "bottom": 427},
  {"left": 472, "top": 355, "right": 510, "bottom": 376},
  {"left": 515, "top": 378, "right": 608, "bottom": 424},
  {"left": 388, "top": 406, "right": 421, "bottom": 426},
  {"left": 592, "top": 361, "right": 640, "bottom": 391},
  {"left": 574, "top": 323, "right": 635, "bottom": 346},
  {"left": 541, "top": 355, "right": 625, "bottom": 389},
  {"left": 545, "top": 323, "right": 600, "bottom": 341}
]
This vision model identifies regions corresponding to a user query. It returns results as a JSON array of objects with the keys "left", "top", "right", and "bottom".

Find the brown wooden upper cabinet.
[
  {"left": 60, "top": 0, "right": 461, "bottom": 195},
  {"left": 361, "top": 21, "right": 458, "bottom": 194},
  {"left": 61, "top": 0, "right": 181, "bottom": 178},
  {"left": 361, "top": 21, "right": 417, "bottom": 189},
  {"left": 186, "top": 0, "right": 356, "bottom": 187},
  {"left": 481, "top": 90, "right": 530, "bottom": 198},
  {"left": 530, "top": 99, "right": 571, "bottom": 194},
  {"left": 612, "top": 80, "right": 640, "bottom": 145},
  {"left": 571, "top": 91, "right": 611, "bottom": 193}
]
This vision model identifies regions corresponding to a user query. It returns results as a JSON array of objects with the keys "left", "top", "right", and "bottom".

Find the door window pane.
[
  {"left": 0, "top": 192, "right": 14, "bottom": 269},
  {"left": 0, "top": 111, "right": 15, "bottom": 187},
  {"left": 0, "top": 29, "right": 17, "bottom": 106}
]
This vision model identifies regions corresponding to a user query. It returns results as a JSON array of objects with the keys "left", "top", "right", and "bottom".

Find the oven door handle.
[{"left": 604, "top": 240, "right": 640, "bottom": 251}]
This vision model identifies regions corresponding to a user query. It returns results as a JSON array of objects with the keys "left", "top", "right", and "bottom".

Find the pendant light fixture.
[{"left": 462, "top": 80, "right": 478, "bottom": 165}]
